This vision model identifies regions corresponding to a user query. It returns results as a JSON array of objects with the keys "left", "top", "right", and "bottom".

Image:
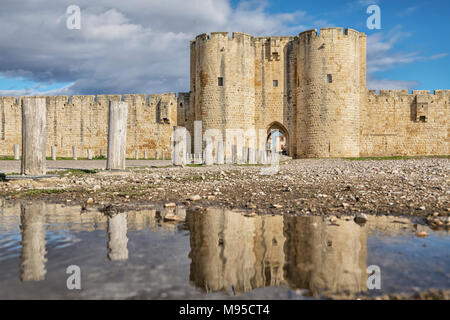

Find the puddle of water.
[{"left": 0, "top": 200, "right": 449, "bottom": 299}]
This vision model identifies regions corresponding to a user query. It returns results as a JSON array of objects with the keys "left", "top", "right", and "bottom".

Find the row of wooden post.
[
  {"left": 18, "top": 97, "right": 130, "bottom": 176},
  {"left": 172, "top": 127, "right": 276, "bottom": 166}
]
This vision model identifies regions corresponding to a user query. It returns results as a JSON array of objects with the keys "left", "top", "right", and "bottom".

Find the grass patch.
[
  {"left": 49, "top": 169, "right": 100, "bottom": 176},
  {"left": 187, "top": 164, "right": 205, "bottom": 167},
  {"left": 17, "top": 188, "right": 67, "bottom": 197},
  {"left": 0, "top": 156, "right": 17, "bottom": 160},
  {"left": 345, "top": 155, "right": 450, "bottom": 161}
]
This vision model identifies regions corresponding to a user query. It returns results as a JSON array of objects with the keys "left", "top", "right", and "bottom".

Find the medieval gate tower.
[{"left": 188, "top": 27, "right": 367, "bottom": 158}]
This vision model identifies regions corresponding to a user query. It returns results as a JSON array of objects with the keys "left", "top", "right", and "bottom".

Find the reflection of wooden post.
[
  {"left": 14, "top": 144, "right": 20, "bottom": 160},
  {"left": 51, "top": 146, "right": 56, "bottom": 161},
  {"left": 107, "top": 101, "right": 128, "bottom": 170},
  {"left": 107, "top": 213, "right": 128, "bottom": 261},
  {"left": 20, "top": 202, "right": 47, "bottom": 281},
  {"left": 21, "top": 97, "right": 47, "bottom": 176},
  {"left": 72, "top": 146, "right": 77, "bottom": 160}
]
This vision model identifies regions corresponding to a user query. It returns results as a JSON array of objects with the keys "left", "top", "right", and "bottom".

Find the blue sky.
[{"left": 0, "top": 0, "right": 448, "bottom": 95}]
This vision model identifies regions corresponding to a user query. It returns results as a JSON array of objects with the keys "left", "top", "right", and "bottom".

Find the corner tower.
[
  {"left": 190, "top": 32, "right": 256, "bottom": 145},
  {"left": 295, "top": 28, "right": 366, "bottom": 158}
]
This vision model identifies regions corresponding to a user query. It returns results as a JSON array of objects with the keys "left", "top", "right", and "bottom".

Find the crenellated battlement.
[
  {"left": 367, "top": 90, "right": 450, "bottom": 98},
  {"left": 0, "top": 93, "right": 178, "bottom": 105},
  {"left": 192, "top": 32, "right": 254, "bottom": 45},
  {"left": 296, "top": 27, "right": 365, "bottom": 43}
]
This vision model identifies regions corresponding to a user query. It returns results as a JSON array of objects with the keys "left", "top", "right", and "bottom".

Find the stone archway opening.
[{"left": 266, "top": 122, "right": 289, "bottom": 156}]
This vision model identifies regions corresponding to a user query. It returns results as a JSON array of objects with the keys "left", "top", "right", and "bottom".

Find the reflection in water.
[
  {"left": 20, "top": 202, "right": 47, "bottom": 282},
  {"left": 107, "top": 213, "right": 129, "bottom": 261},
  {"left": 188, "top": 209, "right": 367, "bottom": 296},
  {"left": 284, "top": 216, "right": 367, "bottom": 296},
  {"left": 2, "top": 201, "right": 446, "bottom": 298}
]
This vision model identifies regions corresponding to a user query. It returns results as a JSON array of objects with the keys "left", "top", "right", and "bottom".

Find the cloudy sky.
[{"left": 0, "top": 0, "right": 449, "bottom": 96}]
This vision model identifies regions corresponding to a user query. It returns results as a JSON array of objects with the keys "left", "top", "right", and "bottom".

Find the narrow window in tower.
[
  {"left": 273, "top": 80, "right": 278, "bottom": 87},
  {"left": 327, "top": 74, "right": 333, "bottom": 83},
  {"left": 218, "top": 77, "right": 224, "bottom": 86}
]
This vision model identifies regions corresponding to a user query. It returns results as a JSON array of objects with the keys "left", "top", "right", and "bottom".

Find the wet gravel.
[{"left": 1, "top": 158, "right": 449, "bottom": 224}]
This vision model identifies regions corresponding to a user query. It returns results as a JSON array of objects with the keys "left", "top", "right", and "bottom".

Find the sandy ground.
[{"left": 0, "top": 159, "right": 172, "bottom": 174}]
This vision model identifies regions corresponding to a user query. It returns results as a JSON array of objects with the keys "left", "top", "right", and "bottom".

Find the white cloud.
[
  {"left": 367, "top": 26, "right": 447, "bottom": 73},
  {"left": 0, "top": 0, "right": 322, "bottom": 96},
  {"left": 367, "top": 76, "right": 419, "bottom": 90}
]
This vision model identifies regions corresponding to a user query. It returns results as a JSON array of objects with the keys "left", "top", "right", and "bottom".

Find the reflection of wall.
[
  {"left": 188, "top": 210, "right": 368, "bottom": 296},
  {"left": 283, "top": 217, "right": 367, "bottom": 296},
  {"left": 187, "top": 209, "right": 285, "bottom": 294},
  {"left": 107, "top": 213, "right": 129, "bottom": 261},
  {"left": 20, "top": 202, "right": 47, "bottom": 281}
]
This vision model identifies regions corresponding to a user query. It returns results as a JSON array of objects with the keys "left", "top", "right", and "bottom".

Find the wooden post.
[
  {"left": 87, "top": 149, "right": 93, "bottom": 160},
  {"left": 21, "top": 97, "right": 47, "bottom": 176},
  {"left": 107, "top": 101, "right": 128, "bottom": 170},
  {"left": 72, "top": 146, "right": 77, "bottom": 160},
  {"left": 144, "top": 150, "right": 148, "bottom": 160},
  {"left": 173, "top": 127, "right": 187, "bottom": 166},
  {"left": 51, "top": 146, "right": 56, "bottom": 161},
  {"left": 248, "top": 148, "right": 256, "bottom": 164},
  {"left": 13, "top": 144, "right": 20, "bottom": 160},
  {"left": 204, "top": 138, "right": 213, "bottom": 166},
  {"left": 217, "top": 140, "right": 224, "bottom": 165},
  {"left": 135, "top": 149, "right": 139, "bottom": 160},
  {"left": 155, "top": 151, "right": 159, "bottom": 160}
]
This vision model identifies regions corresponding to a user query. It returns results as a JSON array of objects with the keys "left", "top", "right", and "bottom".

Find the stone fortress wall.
[
  {"left": 185, "top": 27, "right": 449, "bottom": 158},
  {"left": 361, "top": 90, "right": 449, "bottom": 156},
  {"left": 1, "top": 27, "right": 448, "bottom": 159},
  {"left": 0, "top": 94, "right": 178, "bottom": 159}
]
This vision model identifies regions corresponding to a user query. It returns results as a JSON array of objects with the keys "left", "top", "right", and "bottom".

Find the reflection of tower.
[
  {"left": 187, "top": 209, "right": 285, "bottom": 295},
  {"left": 283, "top": 217, "right": 368, "bottom": 296},
  {"left": 107, "top": 213, "right": 128, "bottom": 261},
  {"left": 20, "top": 202, "right": 47, "bottom": 281}
]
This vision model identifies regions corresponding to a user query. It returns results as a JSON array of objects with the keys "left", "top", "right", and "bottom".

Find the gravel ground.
[{"left": 1, "top": 158, "right": 449, "bottom": 224}]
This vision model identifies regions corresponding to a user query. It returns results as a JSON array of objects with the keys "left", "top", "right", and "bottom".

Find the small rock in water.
[
  {"left": 415, "top": 231, "right": 429, "bottom": 238},
  {"left": 164, "top": 213, "right": 182, "bottom": 222},
  {"left": 164, "top": 203, "right": 176, "bottom": 208},
  {"left": 354, "top": 213, "right": 368, "bottom": 224}
]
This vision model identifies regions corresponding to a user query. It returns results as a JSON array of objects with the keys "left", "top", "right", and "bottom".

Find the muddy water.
[{"left": 0, "top": 200, "right": 449, "bottom": 299}]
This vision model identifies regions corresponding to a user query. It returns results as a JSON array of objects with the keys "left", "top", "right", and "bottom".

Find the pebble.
[{"left": 188, "top": 195, "right": 202, "bottom": 201}]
